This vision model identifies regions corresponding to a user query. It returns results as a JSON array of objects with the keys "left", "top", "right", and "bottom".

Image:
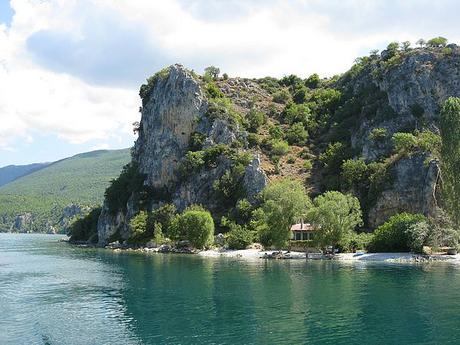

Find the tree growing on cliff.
[
  {"left": 255, "top": 179, "right": 311, "bottom": 248},
  {"left": 440, "top": 97, "right": 460, "bottom": 229},
  {"left": 204, "top": 66, "right": 220, "bottom": 81},
  {"left": 307, "top": 191, "right": 363, "bottom": 252}
]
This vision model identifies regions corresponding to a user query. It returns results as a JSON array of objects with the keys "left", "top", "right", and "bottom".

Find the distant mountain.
[
  {"left": 0, "top": 163, "right": 50, "bottom": 187},
  {"left": 0, "top": 148, "right": 131, "bottom": 233}
]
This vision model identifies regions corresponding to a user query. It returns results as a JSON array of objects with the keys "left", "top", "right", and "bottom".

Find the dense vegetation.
[
  {"left": 0, "top": 149, "right": 130, "bottom": 233},
  {"left": 70, "top": 38, "right": 460, "bottom": 253}
]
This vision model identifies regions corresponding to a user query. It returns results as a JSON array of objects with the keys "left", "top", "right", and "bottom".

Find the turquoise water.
[{"left": 1, "top": 234, "right": 460, "bottom": 344}]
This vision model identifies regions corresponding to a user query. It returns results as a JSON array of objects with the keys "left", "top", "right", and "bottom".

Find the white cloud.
[{"left": 1, "top": 0, "right": 459, "bottom": 152}]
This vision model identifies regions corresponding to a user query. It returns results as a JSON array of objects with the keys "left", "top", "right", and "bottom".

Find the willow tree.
[{"left": 440, "top": 97, "right": 460, "bottom": 229}]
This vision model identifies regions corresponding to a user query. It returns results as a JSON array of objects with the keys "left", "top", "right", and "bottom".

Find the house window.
[{"left": 295, "top": 232, "right": 302, "bottom": 241}]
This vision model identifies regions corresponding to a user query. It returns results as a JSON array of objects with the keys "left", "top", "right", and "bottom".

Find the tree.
[
  {"left": 129, "top": 211, "right": 150, "bottom": 241},
  {"left": 416, "top": 38, "right": 426, "bottom": 47},
  {"left": 177, "top": 206, "right": 215, "bottom": 249},
  {"left": 427, "top": 37, "right": 448, "bottom": 48},
  {"left": 308, "top": 191, "right": 363, "bottom": 251},
  {"left": 368, "top": 213, "right": 426, "bottom": 252},
  {"left": 256, "top": 179, "right": 311, "bottom": 248},
  {"left": 246, "top": 108, "right": 266, "bottom": 132},
  {"left": 204, "top": 66, "right": 220, "bottom": 80},
  {"left": 440, "top": 97, "right": 460, "bottom": 229},
  {"left": 401, "top": 41, "right": 411, "bottom": 52},
  {"left": 286, "top": 122, "right": 308, "bottom": 145},
  {"left": 305, "top": 73, "right": 320, "bottom": 89}
]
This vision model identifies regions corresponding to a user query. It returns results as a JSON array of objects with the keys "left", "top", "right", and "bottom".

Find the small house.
[{"left": 290, "top": 220, "right": 315, "bottom": 241}]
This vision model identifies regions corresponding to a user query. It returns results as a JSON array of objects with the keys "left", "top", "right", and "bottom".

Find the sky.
[{"left": 0, "top": 0, "right": 460, "bottom": 167}]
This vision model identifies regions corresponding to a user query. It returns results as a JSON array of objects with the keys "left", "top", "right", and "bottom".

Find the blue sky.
[{"left": 1, "top": 0, "right": 460, "bottom": 167}]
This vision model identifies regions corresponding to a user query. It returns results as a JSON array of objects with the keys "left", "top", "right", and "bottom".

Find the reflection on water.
[{"left": 1, "top": 233, "right": 460, "bottom": 344}]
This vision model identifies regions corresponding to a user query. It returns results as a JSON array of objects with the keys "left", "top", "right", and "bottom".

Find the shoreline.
[{"left": 68, "top": 240, "right": 460, "bottom": 264}]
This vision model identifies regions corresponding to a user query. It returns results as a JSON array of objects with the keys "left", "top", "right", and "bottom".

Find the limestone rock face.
[
  {"left": 133, "top": 65, "right": 207, "bottom": 188},
  {"left": 10, "top": 213, "right": 33, "bottom": 232},
  {"left": 368, "top": 154, "right": 439, "bottom": 228},
  {"left": 97, "top": 65, "right": 268, "bottom": 245}
]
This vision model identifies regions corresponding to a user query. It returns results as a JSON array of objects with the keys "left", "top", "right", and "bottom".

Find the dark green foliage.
[
  {"left": 69, "top": 207, "right": 101, "bottom": 243},
  {"left": 104, "top": 162, "right": 146, "bottom": 215},
  {"left": 368, "top": 128, "right": 387, "bottom": 142},
  {"left": 440, "top": 97, "right": 460, "bottom": 229},
  {"left": 286, "top": 122, "right": 308, "bottom": 145},
  {"left": 204, "top": 66, "right": 220, "bottom": 81},
  {"left": 308, "top": 191, "right": 363, "bottom": 250},
  {"left": 427, "top": 37, "right": 448, "bottom": 48},
  {"left": 206, "top": 82, "right": 224, "bottom": 98},
  {"left": 255, "top": 77, "right": 281, "bottom": 94},
  {"left": 176, "top": 206, "right": 215, "bottom": 249},
  {"left": 246, "top": 109, "right": 266, "bottom": 132},
  {"left": 213, "top": 164, "right": 246, "bottom": 207},
  {"left": 320, "top": 142, "right": 351, "bottom": 174},
  {"left": 254, "top": 179, "right": 311, "bottom": 248},
  {"left": 410, "top": 103, "right": 425, "bottom": 118},
  {"left": 280, "top": 74, "right": 303, "bottom": 87},
  {"left": 151, "top": 204, "right": 177, "bottom": 239},
  {"left": 222, "top": 217, "right": 253, "bottom": 249},
  {"left": 392, "top": 132, "right": 418, "bottom": 154},
  {"left": 305, "top": 73, "right": 320, "bottom": 89},
  {"left": 268, "top": 125, "right": 284, "bottom": 140},
  {"left": 368, "top": 213, "right": 427, "bottom": 252},
  {"left": 189, "top": 132, "right": 206, "bottom": 151},
  {"left": 272, "top": 89, "right": 291, "bottom": 104}
]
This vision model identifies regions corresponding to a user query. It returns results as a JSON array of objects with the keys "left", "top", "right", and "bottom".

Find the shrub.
[
  {"left": 272, "top": 89, "right": 291, "bottom": 104},
  {"left": 206, "top": 82, "right": 224, "bottom": 98},
  {"left": 342, "top": 232, "right": 373, "bottom": 252},
  {"left": 222, "top": 218, "right": 253, "bottom": 249},
  {"left": 151, "top": 203, "right": 177, "bottom": 238},
  {"left": 341, "top": 158, "right": 368, "bottom": 189},
  {"left": 246, "top": 109, "right": 266, "bottom": 132},
  {"left": 286, "top": 122, "right": 308, "bottom": 145},
  {"left": 213, "top": 165, "right": 246, "bottom": 207},
  {"left": 319, "top": 142, "right": 351, "bottom": 173},
  {"left": 268, "top": 125, "right": 284, "bottom": 140},
  {"left": 270, "top": 139, "right": 290, "bottom": 156},
  {"left": 368, "top": 128, "right": 387, "bottom": 142},
  {"left": 368, "top": 213, "right": 427, "bottom": 252},
  {"left": 392, "top": 132, "right": 418, "bottom": 154},
  {"left": 283, "top": 103, "right": 315, "bottom": 129},
  {"left": 177, "top": 206, "right": 215, "bottom": 249},
  {"left": 305, "top": 73, "right": 320, "bottom": 89},
  {"left": 189, "top": 132, "right": 206, "bottom": 151},
  {"left": 129, "top": 211, "right": 150, "bottom": 241},
  {"left": 303, "top": 160, "right": 313, "bottom": 171},
  {"left": 139, "top": 67, "right": 170, "bottom": 106}
]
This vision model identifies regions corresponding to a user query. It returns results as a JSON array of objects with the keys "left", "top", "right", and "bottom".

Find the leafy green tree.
[
  {"left": 272, "top": 89, "right": 291, "bottom": 104},
  {"left": 222, "top": 217, "right": 253, "bottom": 249},
  {"left": 368, "top": 213, "right": 426, "bottom": 252},
  {"left": 440, "top": 97, "right": 460, "bottom": 229},
  {"left": 305, "top": 73, "right": 320, "bottom": 89},
  {"left": 129, "top": 211, "right": 150, "bottom": 241},
  {"left": 427, "top": 37, "right": 448, "bottom": 48},
  {"left": 204, "top": 66, "right": 220, "bottom": 81},
  {"left": 286, "top": 122, "right": 309, "bottom": 145},
  {"left": 308, "top": 191, "right": 363, "bottom": 251},
  {"left": 256, "top": 179, "right": 311, "bottom": 248},
  {"left": 416, "top": 38, "right": 426, "bottom": 47},
  {"left": 341, "top": 159, "right": 368, "bottom": 190},
  {"left": 177, "top": 206, "right": 215, "bottom": 249},
  {"left": 151, "top": 203, "right": 177, "bottom": 238}
]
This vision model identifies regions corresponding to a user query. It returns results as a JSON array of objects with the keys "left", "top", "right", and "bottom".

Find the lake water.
[{"left": 1, "top": 234, "right": 460, "bottom": 345}]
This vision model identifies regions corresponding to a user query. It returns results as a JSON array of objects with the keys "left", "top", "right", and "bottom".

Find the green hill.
[
  {"left": 0, "top": 149, "right": 131, "bottom": 233},
  {"left": 0, "top": 163, "right": 50, "bottom": 187}
]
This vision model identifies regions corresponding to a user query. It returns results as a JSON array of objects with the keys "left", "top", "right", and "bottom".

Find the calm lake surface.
[{"left": 2, "top": 234, "right": 460, "bottom": 345}]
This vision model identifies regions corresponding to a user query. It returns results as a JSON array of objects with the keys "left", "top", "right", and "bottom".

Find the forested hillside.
[{"left": 0, "top": 149, "right": 131, "bottom": 233}]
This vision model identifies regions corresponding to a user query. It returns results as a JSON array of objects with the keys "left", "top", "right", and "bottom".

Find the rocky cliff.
[{"left": 96, "top": 44, "right": 460, "bottom": 244}]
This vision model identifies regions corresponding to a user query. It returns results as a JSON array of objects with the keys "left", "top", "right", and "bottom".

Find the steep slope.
[
  {"left": 0, "top": 149, "right": 131, "bottom": 233},
  {"left": 93, "top": 43, "right": 460, "bottom": 245},
  {"left": 0, "top": 163, "right": 49, "bottom": 187}
]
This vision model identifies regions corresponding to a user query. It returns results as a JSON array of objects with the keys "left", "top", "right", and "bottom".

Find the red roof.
[{"left": 290, "top": 223, "right": 314, "bottom": 231}]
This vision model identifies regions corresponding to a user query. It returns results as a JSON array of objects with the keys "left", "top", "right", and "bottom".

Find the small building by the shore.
[{"left": 290, "top": 220, "right": 315, "bottom": 241}]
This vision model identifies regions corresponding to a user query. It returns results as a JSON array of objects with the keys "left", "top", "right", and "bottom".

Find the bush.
[
  {"left": 272, "top": 89, "right": 291, "bottom": 104},
  {"left": 368, "top": 128, "right": 387, "bottom": 142},
  {"left": 223, "top": 219, "right": 253, "bottom": 249},
  {"left": 426, "top": 37, "right": 448, "bottom": 48},
  {"left": 204, "top": 66, "right": 220, "bottom": 81},
  {"left": 151, "top": 203, "right": 177, "bottom": 238},
  {"left": 319, "top": 142, "right": 351, "bottom": 173},
  {"left": 305, "top": 73, "right": 320, "bottom": 89},
  {"left": 286, "top": 122, "right": 308, "bottom": 145},
  {"left": 177, "top": 206, "right": 215, "bottom": 249},
  {"left": 392, "top": 132, "right": 417, "bottom": 154},
  {"left": 342, "top": 232, "right": 373, "bottom": 252},
  {"left": 303, "top": 160, "right": 313, "bottom": 171},
  {"left": 206, "top": 82, "right": 224, "bottom": 98},
  {"left": 341, "top": 158, "right": 368, "bottom": 189},
  {"left": 268, "top": 125, "right": 284, "bottom": 140},
  {"left": 129, "top": 211, "right": 150, "bottom": 241},
  {"left": 246, "top": 109, "right": 266, "bottom": 132},
  {"left": 368, "top": 213, "right": 427, "bottom": 252},
  {"left": 270, "top": 139, "right": 290, "bottom": 156}
]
